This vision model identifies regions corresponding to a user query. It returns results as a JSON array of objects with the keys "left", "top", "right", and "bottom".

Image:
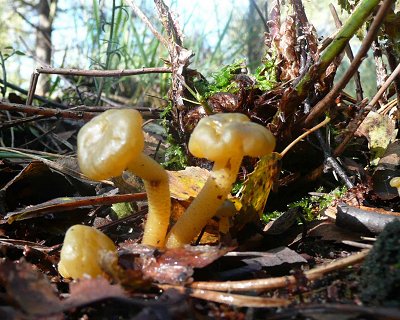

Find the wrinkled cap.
[
  {"left": 78, "top": 109, "right": 144, "bottom": 180},
  {"left": 188, "top": 113, "right": 276, "bottom": 162}
]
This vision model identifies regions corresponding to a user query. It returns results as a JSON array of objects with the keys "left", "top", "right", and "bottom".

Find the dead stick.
[
  {"left": 158, "top": 285, "right": 290, "bottom": 308},
  {"left": 189, "top": 250, "right": 369, "bottom": 292},
  {"left": 0, "top": 100, "right": 96, "bottom": 121},
  {"left": 125, "top": 0, "right": 169, "bottom": 48},
  {"left": 36, "top": 66, "right": 171, "bottom": 77}
]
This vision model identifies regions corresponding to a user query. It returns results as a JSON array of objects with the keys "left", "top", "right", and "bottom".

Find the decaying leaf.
[
  {"left": 239, "top": 152, "right": 282, "bottom": 217},
  {"left": 235, "top": 246, "right": 307, "bottom": 269},
  {"left": 167, "top": 166, "right": 210, "bottom": 201},
  {"left": 63, "top": 277, "right": 128, "bottom": 309},
  {"left": 119, "top": 242, "right": 230, "bottom": 284},
  {"left": 356, "top": 111, "right": 397, "bottom": 165},
  {"left": 0, "top": 259, "right": 61, "bottom": 317}
]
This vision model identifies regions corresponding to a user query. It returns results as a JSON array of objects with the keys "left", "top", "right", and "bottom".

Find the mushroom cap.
[
  {"left": 188, "top": 113, "right": 275, "bottom": 162},
  {"left": 58, "top": 224, "right": 117, "bottom": 279},
  {"left": 78, "top": 109, "right": 144, "bottom": 180},
  {"left": 390, "top": 177, "right": 400, "bottom": 188}
]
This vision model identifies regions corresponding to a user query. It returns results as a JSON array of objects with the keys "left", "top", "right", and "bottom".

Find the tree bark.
[{"left": 35, "top": 0, "right": 57, "bottom": 96}]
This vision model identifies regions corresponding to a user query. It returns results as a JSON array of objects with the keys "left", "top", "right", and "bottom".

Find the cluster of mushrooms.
[{"left": 58, "top": 109, "right": 275, "bottom": 279}]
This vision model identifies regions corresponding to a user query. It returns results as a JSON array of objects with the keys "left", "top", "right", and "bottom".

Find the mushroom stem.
[
  {"left": 166, "top": 155, "right": 242, "bottom": 248},
  {"left": 127, "top": 153, "right": 170, "bottom": 247}
]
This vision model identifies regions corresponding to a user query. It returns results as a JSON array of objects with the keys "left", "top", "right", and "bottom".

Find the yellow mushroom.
[
  {"left": 77, "top": 109, "right": 170, "bottom": 247},
  {"left": 390, "top": 177, "right": 400, "bottom": 196},
  {"left": 58, "top": 225, "right": 117, "bottom": 279},
  {"left": 166, "top": 113, "right": 275, "bottom": 248}
]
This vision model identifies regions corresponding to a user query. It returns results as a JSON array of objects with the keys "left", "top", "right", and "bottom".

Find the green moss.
[
  {"left": 288, "top": 186, "right": 347, "bottom": 221},
  {"left": 360, "top": 220, "right": 400, "bottom": 307},
  {"left": 160, "top": 103, "right": 188, "bottom": 170},
  {"left": 205, "top": 60, "right": 244, "bottom": 97}
]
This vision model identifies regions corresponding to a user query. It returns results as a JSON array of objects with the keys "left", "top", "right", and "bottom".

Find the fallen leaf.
[
  {"left": 356, "top": 111, "right": 397, "bottom": 165},
  {"left": 63, "top": 277, "right": 127, "bottom": 310},
  {"left": 226, "top": 246, "right": 307, "bottom": 269},
  {"left": 167, "top": 166, "right": 210, "bottom": 201},
  {"left": 307, "top": 220, "right": 364, "bottom": 242},
  {"left": 0, "top": 259, "right": 62, "bottom": 317},
  {"left": 240, "top": 152, "right": 282, "bottom": 217},
  {"left": 119, "top": 242, "right": 231, "bottom": 284}
]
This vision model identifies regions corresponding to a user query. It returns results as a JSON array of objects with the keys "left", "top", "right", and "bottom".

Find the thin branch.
[
  {"left": 158, "top": 285, "right": 290, "bottom": 308},
  {"left": 0, "top": 100, "right": 96, "bottom": 121},
  {"left": 124, "top": 0, "right": 169, "bottom": 48},
  {"left": 367, "top": 62, "right": 400, "bottom": 110},
  {"left": 304, "top": 0, "right": 392, "bottom": 126},
  {"left": 189, "top": 250, "right": 369, "bottom": 292},
  {"left": 249, "top": 0, "right": 269, "bottom": 32},
  {"left": 37, "top": 66, "right": 172, "bottom": 77},
  {"left": 332, "top": 99, "right": 369, "bottom": 157},
  {"left": 305, "top": 63, "right": 400, "bottom": 183},
  {"left": 315, "top": 130, "right": 354, "bottom": 189},
  {"left": 385, "top": 42, "right": 400, "bottom": 109},
  {"left": 295, "top": 0, "right": 381, "bottom": 97},
  {"left": 280, "top": 116, "right": 330, "bottom": 157}
]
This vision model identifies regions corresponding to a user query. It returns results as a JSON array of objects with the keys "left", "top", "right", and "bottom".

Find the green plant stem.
[
  {"left": 304, "top": 0, "right": 392, "bottom": 126},
  {"left": 295, "top": 0, "right": 380, "bottom": 97}
]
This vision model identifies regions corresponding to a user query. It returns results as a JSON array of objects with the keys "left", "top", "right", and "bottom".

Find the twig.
[
  {"left": 36, "top": 66, "right": 172, "bottom": 77},
  {"left": 372, "top": 40, "right": 388, "bottom": 103},
  {"left": 295, "top": 0, "right": 381, "bottom": 98},
  {"left": 0, "top": 115, "right": 47, "bottom": 130},
  {"left": 0, "top": 147, "right": 87, "bottom": 181},
  {"left": 158, "top": 285, "right": 290, "bottom": 308},
  {"left": 0, "top": 100, "right": 97, "bottom": 121},
  {"left": 249, "top": 0, "right": 269, "bottom": 32},
  {"left": 189, "top": 249, "right": 369, "bottom": 292},
  {"left": 304, "top": 71, "right": 398, "bottom": 182},
  {"left": 280, "top": 116, "right": 330, "bottom": 157},
  {"left": 385, "top": 41, "right": 400, "bottom": 109},
  {"left": 5, "top": 193, "right": 147, "bottom": 223},
  {"left": 333, "top": 99, "right": 369, "bottom": 157},
  {"left": 368, "top": 62, "right": 400, "bottom": 110},
  {"left": 27, "top": 72, "right": 39, "bottom": 105},
  {"left": 124, "top": 0, "right": 168, "bottom": 48},
  {"left": 304, "top": 0, "right": 392, "bottom": 126},
  {"left": 315, "top": 129, "right": 354, "bottom": 189}
]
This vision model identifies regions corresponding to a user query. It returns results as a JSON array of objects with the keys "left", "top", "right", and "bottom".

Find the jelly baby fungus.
[
  {"left": 166, "top": 113, "right": 275, "bottom": 248},
  {"left": 77, "top": 109, "right": 170, "bottom": 247},
  {"left": 58, "top": 225, "right": 117, "bottom": 279}
]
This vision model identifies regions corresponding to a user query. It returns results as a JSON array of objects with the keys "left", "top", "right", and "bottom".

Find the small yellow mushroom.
[
  {"left": 166, "top": 113, "right": 275, "bottom": 248},
  {"left": 390, "top": 177, "right": 400, "bottom": 196},
  {"left": 77, "top": 109, "right": 171, "bottom": 247},
  {"left": 58, "top": 225, "right": 117, "bottom": 279}
]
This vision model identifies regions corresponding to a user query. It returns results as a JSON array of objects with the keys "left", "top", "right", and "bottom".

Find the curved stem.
[
  {"left": 128, "top": 153, "right": 170, "bottom": 247},
  {"left": 166, "top": 155, "right": 243, "bottom": 248}
]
